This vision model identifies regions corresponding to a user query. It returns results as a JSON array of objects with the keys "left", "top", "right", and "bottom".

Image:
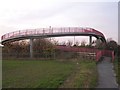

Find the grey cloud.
[{"left": 10, "top": 2, "right": 75, "bottom": 23}]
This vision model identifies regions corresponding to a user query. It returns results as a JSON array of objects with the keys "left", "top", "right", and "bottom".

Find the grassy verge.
[
  {"left": 3, "top": 59, "right": 98, "bottom": 88},
  {"left": 114, "top": 57, "right": 120, "bottom": 85},
  {"left": 60, "top": 60, "right": 98, "bottom": 88}
]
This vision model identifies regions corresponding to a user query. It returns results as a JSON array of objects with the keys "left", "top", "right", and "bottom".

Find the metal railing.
[
  {"left": 56, "top": 45, "right": 115, "bottom": 62},
  {"left": 1, "top": 27, "right": 105, "bottom": 41},
  {"left": 96, "top": 50, "right": 115, "bottom": 62}
]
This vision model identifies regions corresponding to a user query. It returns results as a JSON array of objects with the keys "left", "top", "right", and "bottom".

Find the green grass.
[
  {"left": 2, "top": 59, "right": 98, "bottom": 88},
  {"left": 114, "top": 57, "right": 120, "bottom": 85},
  {"left": 3, "top": 60, "right": 75, "bottom": 88},
  {"left": 60, "top": 60, "right": 98, "bottom": 88}
]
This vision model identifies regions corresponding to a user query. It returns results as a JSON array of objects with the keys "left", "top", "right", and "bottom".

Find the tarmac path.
[{"left": 96, "top": 57, "right": 118, "bottom": 88}]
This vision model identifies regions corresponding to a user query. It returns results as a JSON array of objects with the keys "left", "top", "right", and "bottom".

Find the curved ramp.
[{"left": 1, "top": 27, "right": 106, "bottom": 44}]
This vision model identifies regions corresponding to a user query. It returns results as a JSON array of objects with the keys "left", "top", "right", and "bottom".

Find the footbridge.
[{"left": 1, "top": 27, "right": 106, "bottom": 58}]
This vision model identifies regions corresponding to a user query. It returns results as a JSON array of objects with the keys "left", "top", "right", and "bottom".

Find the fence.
[
  {"left": 96, "top": 50, "right": 114, "bottom": 62},
  {"left": 2, "top": 45, "right": 115, "bottom": 61},
  {"left": 56, "top": 45, "right": 115, "bottom": 62}
]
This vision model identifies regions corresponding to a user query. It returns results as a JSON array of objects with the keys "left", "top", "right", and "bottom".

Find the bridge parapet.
[{"left": 1, "top": 27, "right": 105, "bottom": 42}]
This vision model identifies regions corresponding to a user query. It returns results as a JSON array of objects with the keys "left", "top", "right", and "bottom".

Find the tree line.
[{"left": 2, "top": 38, "right": 119, "bottom": 59}]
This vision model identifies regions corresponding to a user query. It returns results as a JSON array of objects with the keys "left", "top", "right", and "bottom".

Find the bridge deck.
[{"left": 1, "top": 27, "right": 106, "bottom": 43}]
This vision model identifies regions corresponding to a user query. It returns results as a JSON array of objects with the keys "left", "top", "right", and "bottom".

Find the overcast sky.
[{"left": 0, "top": 0, "right": 118, "bottom": 44}]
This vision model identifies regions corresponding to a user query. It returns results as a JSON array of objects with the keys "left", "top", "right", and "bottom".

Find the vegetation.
[
  {"left": 2, "top": 40, "right": 30, "bottom": 58},
  {"left": 3, "top": 59, "right": 98, "bottom": 88},
  {"left": 114, "top": 43, "right": 120, "bottom": 85},
  {"left": 3, "top": 59, "right": 74, "bottom": 88},
  {"left": 60, "top": 60, "right": 98, "bottom": 88},
  {"left": 33, "top": 39, "right": 55, "bottom": 58},
  {"left": 2, "top": 39, "right": 55, "bottom": 58},
  {"left": 114, "top": 57, "right": 120, "bottom": 85},
  {"left": 2, "top": 37, "right": 119, "bottom": 88}
]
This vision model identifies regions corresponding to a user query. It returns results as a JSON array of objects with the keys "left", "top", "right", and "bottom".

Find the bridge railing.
[
  {"left": 55, "top": 45, "right": 99, "bottom": 52},
  {"left": 1, "top": 27, "right": 105, "bottom": 41},
  {"left": 96, "top": 50, "right": 115, "bottom": 62},
  {"left": 96, "top": 51, "right": 102, "bottom": 61},
  {"left": 56, "top": 45, "right": 115, "bottom": 62}
]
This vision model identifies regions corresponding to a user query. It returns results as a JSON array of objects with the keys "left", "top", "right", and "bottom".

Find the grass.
[
  {"left": 60, "top": 60, "right": 98, "bottom": 88},
  {"left": 114, "top": 57, "right": 120, "bottom": 85},
  {"left": 2, "top": 59, "right": 98, "bottom": 88}
]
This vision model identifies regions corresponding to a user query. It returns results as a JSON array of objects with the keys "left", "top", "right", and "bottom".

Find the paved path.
[{"left": 96, "top": 57, "right": 118, "bottom": 88}]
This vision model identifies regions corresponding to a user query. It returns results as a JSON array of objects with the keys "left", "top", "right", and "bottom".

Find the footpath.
[{"left": 96, "top": 57, "right": 118, "bottom": 88}]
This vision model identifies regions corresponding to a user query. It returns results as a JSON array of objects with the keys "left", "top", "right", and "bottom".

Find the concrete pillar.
[
  {"left": 74, "top": 36, "right": 75, "bottom": 45},
  {"left": 30, "top": 38, "right": 33, "bottom": 58},
  {"left": 89, "top": 36, "right": 92, "bottom": 46}
]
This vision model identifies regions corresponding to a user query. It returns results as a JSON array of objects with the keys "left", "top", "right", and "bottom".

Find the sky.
[{"left": 0, "top": 0, "right": 119, "bottom": 44}]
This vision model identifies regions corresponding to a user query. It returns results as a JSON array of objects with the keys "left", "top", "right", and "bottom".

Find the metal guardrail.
[
  {"left": 1, "top": 27, "right": 105, "bottom": 42},
  {"left": 56, "top": 46, "right": 115, "bottom": 62},
  {"left": 96, "top": 50, "right": 115, "bottom": 62}
]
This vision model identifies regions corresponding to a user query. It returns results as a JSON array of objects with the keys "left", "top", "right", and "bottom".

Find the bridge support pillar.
[
  {"left": 89, "top": 36, "right": 92, "bottom": 46},
  {"left": 30, "top": 38, "right": 33, "bottom": 58}
]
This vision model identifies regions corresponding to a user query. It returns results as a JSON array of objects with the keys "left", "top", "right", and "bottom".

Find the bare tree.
[
  {"left": 3, "top": 41, "right": 23, "bottom": 57},
  {"left": 33, "top": 38, "right": 55, "bottom": 58},
  {"left": 51, "top": 38, "right": 59, "bottom": 45},
  {"left": 66, "top": 40, "right": 73, "bottom": 46},
  {"left": 95, "top": 39, "right": 104, "bottom": 49},
  {"left": 80, "top": 40, "right": 86, "bottom": 47},
  {"left": 19, "top": 40, "right": 29, "bottom": 57},
  {"left": 61, "top": 41, "right": 66, "bottom": 46},
  {"left": 74, "top": 41, "right": 80, "bottom": 46}
]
